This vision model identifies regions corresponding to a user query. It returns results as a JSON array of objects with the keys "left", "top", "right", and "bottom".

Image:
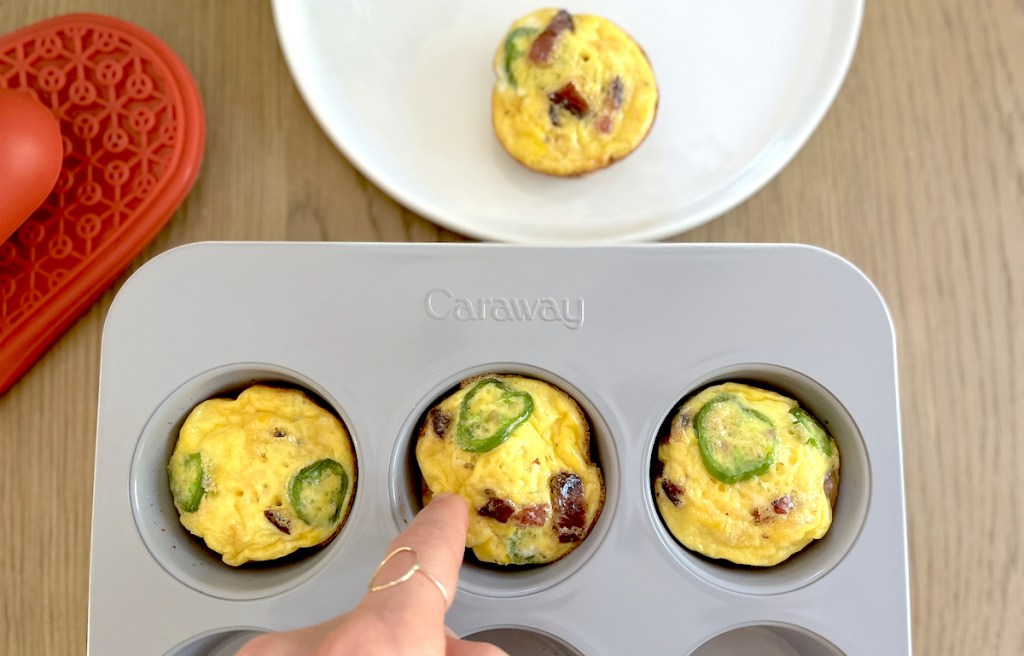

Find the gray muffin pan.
[{"left": 89, "top": 243, "right": 910, "bottom": 655}]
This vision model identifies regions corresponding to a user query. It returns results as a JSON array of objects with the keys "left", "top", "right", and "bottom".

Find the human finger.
[{"left": 362, "top": 493, "right": 469, "bottom": 622}]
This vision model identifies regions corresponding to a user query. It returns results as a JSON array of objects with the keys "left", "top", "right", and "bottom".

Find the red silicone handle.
[{"left": 0, "top": 13, "right": 205, "bottom": 394}]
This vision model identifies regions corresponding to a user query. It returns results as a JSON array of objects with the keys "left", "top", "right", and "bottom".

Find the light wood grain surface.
[{"left": 1, "top": 1, "right": 1021, "bottom": 654}]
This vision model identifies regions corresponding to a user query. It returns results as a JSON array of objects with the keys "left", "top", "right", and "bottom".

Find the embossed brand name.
[{"left": 425, "top": 288, "right": 584, "bottom": 330}]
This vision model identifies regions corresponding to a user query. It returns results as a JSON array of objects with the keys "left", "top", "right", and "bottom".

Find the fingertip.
[{"left": 421, "top": 492, "right": 469, "bottom": 530}]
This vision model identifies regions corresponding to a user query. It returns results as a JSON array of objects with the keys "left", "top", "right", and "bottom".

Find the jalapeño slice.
[
  {"left": 169, "top": 452, "right": 205, "bottom": 513},
  {"left": 289, "top": 459, "right": 349, "bottom": 527},
  {"left": 694, "top": 394, "right": 778, "bottom": 484},
  {"left": 456, "top": 378, "right": 534, "bottom": 453},
  {"left": 790, "top": 407, "right": 834, "bottom": 456},
  {"left": 507, "top": 530, "right": 541, "bottom": 565},
  {"left": 503, "top": 27, "right": 538, "bottom": 88}
]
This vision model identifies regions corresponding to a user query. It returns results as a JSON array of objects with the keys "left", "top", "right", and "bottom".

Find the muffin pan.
[{"left": 89, "top": 243, "right": 910, "bottom": 655}]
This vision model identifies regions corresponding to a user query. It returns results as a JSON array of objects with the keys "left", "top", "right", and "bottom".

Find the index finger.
[{"left": 362, "top": 493, "right": 469, "bottom": 621}]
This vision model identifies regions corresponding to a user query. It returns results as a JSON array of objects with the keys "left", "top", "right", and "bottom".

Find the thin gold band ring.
[{"left": 368, "top": 546, "right": 449, "bottom": 604}]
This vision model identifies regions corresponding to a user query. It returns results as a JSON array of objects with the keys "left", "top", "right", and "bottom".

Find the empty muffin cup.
[
  {"left": 464, "top": 626, "right": 585, "bottom": 656},
  {"left": 689, "top": 623, "right": 845, "bottom": 656},
  {"left": 166, "top": 628, "right": 266, "bottom": 656},
  {"left": 130, "top": 363, "right": 360, "bottom": 600}
]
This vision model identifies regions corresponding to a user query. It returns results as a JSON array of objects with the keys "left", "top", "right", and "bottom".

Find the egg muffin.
[
  {"left": 492, "top": 8, "right": 658, "bottom": 176},
  {"left": 416, "top": 374, "right": 604, "bottom": 565},
  {"left": 167, "top": 385, "right": 357, "bottom": 566},
  {"left": 654, "top": 382, "right": 840, "bottom": 567}
]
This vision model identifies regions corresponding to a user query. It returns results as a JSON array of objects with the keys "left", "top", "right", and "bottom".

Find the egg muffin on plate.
[
  {"left": 492, "top": 8, "right": 658, "bottom": 176},
  {"left": 653, "top": 382, "right": 840, "bottom": 567},
  {"left": 416, "top": 374, "right": 604, "bottom": 565},
  {"left": 167, "top": 385, "right": 357, "bottom": 566}
]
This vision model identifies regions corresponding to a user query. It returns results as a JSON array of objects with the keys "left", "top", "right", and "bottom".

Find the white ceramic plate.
[{"left": 272, "top": 1, "right": 863, "bottom": 243}]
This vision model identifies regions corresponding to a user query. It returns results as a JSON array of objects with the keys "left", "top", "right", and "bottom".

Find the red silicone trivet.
[{"left": 0, "top": 14, "right": 204, "bottom": 394}]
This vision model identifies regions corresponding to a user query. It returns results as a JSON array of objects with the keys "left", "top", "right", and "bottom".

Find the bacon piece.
[
  {"left": 753, "top": 495, "right": 795, "bottom": 524},
  {"left": 429, "top": 407, "right": 450, "bottom": 438},
  {"left": 772, "top": 495, "right": 794, "bottom": 515},
  {"left": 823, "top": 469, "right": 839, "bottom": 507},
  {"left": 421, "top": 480, "right": 434, "bottom": 503},
  {"left": 548, "top": 82, "right": 589, "bottom": 118},
  {"left": 661, "top": 479, "right": 685, "bottom": 507},
  {"left": 478, "top": 497, "right": 515, "bottom": 523},
  {"left": 608, "top": 76, "right": 623, "bottom": 110},
  {"left": 264, "top": 509, "right": 291, "bottom": 534},
  {"left": 514, "top": 503, "right": 550, "bottom": 526},
  {"left": 528, "top": 9, "right": 574, "bottom": 63},
  {"left": 596, "top": 77, "right": 625, "bottom": 133},
  {"left": 550, "top": 472, "right": 587, "bottom": 543}
]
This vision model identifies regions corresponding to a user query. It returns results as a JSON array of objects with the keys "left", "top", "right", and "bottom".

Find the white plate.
[{"left": 272, "top": 2, "right": 863, "bottom": 243}]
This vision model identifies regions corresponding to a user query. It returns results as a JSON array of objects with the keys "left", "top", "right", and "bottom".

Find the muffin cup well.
[
  {"left": 647, "top": 363, "right": 871, "bottom": 595},
  {"left": 166, "top": 628, "right": 266, "bottom": 656},
  {"left": 688, "top": 623, "right": 845, "bottom": 655},
  {"left": 130, "top": 363, "right": 360, "bottom": 601},
  {"left": 390, "top": 363, "right": 620, "bottom": 599},
  {"left": 463, "top": 626, "right": 585, "bottom": 656}
]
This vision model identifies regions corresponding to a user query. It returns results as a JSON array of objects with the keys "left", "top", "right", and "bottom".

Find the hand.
[{"left": 238, "top": 493, "right": 509, "bottom": 656}]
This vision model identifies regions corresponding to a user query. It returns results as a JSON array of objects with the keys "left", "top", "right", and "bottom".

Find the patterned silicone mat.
[{"left": 0, "top": 14, "right": 204, "bottom": 394}]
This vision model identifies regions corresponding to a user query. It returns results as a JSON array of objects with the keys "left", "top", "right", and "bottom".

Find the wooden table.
[{"left": 1, "top": 1, "right": 1020, "bottom": 654}]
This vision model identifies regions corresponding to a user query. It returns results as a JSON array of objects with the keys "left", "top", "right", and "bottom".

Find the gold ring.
[{"left": 368, "top": 546, "right": 449, "bottom": 604}]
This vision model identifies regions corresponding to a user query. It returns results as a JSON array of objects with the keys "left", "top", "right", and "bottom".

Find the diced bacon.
[
  {"left": 753, "top": 495, "right": 795, "bottom": 524},
  {"left": 608, "top": 76, "right": 623, "bottom": 110},
  {"left": 429, "top": 407, "right": 450, "bottom": 438},
  {"left": 478, "top": 497, "right": 515, "bottom": 523},
  {"left": 514, "top": 504, "right": 550, "bottom": 526},
  {"left": 528, "top": 9, "right": 574, "bottom": 63},
  {"left": 772, "top": 495, "right": 795, "bottom": 515},
  {"left": 661, "top": 479, "right": 685, "bottom": 507},
  {"left": 824, "top": 469, "right": 839, "bottom": 507},
  {"left": 548, "top": 82, "right": 589, "bottom": 118},
  {"left": 264, "top": 509, "right": 291, "bottom": 534},
  {"left": 551, "top": 472, "right": 587, "bottom": 543}
]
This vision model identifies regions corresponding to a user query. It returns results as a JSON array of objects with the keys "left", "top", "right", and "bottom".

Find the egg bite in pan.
[
  {"left": 416, "top": 374, "right": 604, "bottom": 565},
  {"left": 653, "top": 382, "right": 840, "bottom": 567},
  {"left": 167, "top": 385, "right": 357, "bottom": 566},
  {"left": 492, "top": 8, "right": 658, "bottom": 176}
]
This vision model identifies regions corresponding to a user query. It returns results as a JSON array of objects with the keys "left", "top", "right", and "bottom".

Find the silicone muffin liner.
[
  {"left": 0, "top": 14, "right": 205, "bottom": 394},
  {"left": 90, "top": 243, "right": 910, "bottom": 655}
]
